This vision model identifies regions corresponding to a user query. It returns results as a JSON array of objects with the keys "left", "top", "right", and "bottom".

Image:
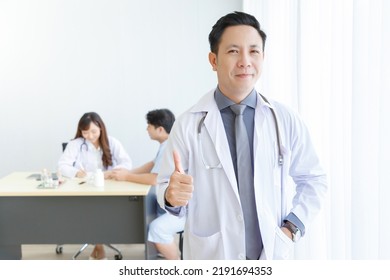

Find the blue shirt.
[
  {"left": 151, "top": 141, "right": 167, "bottom": 174},
  {"left": 214, "top": 87, "right": 257, "bottom": 178},
  {"left": 153, "top": 141, "right": 168, "bottom": 215}
]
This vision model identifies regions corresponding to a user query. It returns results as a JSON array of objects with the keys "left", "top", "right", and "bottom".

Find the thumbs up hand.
[{"left": 164, "top": 150, "right": 194, "bottom": 207}]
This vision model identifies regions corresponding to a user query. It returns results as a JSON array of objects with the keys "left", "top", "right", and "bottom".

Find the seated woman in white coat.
[{"left": 58, "top": 111, "right": 132, "bottom": 259}]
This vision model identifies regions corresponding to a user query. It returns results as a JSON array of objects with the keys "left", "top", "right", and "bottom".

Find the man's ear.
[{"left": 208, "top": 52, "right": 217, "bottom": 71}]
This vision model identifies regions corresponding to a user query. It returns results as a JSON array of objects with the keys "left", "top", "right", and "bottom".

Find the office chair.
[{"left": 55, "top": 142, "right": 123, "bottom": 260}]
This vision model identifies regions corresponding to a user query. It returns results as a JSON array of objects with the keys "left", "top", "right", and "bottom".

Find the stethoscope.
[
  {"left": 198, "top": 94, "right": 284, "bottom": 169},
  {"left": 73, "top": 139, "right": 102, "bottom": 169},
  {"left": 80, "top": 138, "right": 89, "bottom": 152},
  {"left": 72, "top": 139, "right": 89, "bottom": 168}
]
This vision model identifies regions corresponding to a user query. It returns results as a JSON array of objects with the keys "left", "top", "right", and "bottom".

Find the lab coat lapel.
[
  {"left": 253, "top": 94, "right": 274, "bottom": 209},
  {"left": 253, "top": 95, "right": 267, "bottom": 171},
  {"left": 191, "top": 90, "right": 239, "bottom": 197},
  {"left": 203, "top": 109, "right": 239, "bottom": 196}
]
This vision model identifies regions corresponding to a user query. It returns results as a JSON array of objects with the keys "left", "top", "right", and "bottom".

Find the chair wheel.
[
  {"left": 114, "top": 254, "right": 123, "bottom": 260},
  {"left": 56, "top": 246, "right": 63, "bottom": 254}
]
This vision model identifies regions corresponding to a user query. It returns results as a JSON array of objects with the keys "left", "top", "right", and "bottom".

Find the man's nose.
[{"left": 238, "top": 53, "right": 251, "bottom": 68}]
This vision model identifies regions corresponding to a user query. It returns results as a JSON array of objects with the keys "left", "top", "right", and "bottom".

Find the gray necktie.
[{"left": 230, "top": 104, "right": 262, "bottom": 260}]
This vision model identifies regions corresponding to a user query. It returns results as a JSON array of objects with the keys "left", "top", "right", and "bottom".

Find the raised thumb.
[{"left": 173, "top": 150, "right": 184, "bottom": 173}]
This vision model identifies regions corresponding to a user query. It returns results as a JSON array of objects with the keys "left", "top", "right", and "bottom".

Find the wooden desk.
[{"left": 0, "top": 172, "right": 158, "bottom": 260}]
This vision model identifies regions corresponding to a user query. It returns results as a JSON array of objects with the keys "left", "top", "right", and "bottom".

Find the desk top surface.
[{"left": 0, "top": 172, "right": 151, "bottom": 197}]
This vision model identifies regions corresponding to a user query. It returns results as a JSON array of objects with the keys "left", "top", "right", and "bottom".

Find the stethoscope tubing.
[{"left": 198, "top": 95, "right": 284, "bottom": 168}]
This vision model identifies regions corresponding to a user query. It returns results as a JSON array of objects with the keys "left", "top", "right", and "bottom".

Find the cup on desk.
[{"left": 84, "top": 169, "right": 104, "bottom": 189}]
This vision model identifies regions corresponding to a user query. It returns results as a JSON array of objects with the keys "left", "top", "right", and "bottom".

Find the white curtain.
[{"left": 243, "top": 0, "right": 390, "bottom": 259}]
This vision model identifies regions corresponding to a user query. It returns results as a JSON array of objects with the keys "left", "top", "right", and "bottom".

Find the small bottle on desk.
[
  {"left": 41, "top": 168, "right": 52, "bottom": 188},
  {"left": 94, "top": 169, "right": 104, "bottom": 188}
]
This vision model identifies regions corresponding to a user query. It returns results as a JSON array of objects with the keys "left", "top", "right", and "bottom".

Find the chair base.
[{"left": 55, "top": 244, "right": 123, "bottom": 260}]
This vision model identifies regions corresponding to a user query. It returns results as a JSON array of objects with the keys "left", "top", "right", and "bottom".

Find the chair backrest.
[{"left": 62, "top": 142, "right": 68, "bottom": 152}]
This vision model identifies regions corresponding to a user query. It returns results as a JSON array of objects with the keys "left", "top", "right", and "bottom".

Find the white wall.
[{"left": 0, "top": 0, "right": 242, "bottom": 177}]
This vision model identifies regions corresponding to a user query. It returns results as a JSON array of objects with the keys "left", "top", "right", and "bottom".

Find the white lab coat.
[
  {"left": 157, "top": 89, "right": 327, "bottom": 260},
  {"left": 58, "top": 136, "right": 132, "bottom": 178}
]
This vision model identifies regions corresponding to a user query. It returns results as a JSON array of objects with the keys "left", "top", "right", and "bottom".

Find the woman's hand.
[{"left": 75, "top": 170, "right": 87, "bottom": 178}]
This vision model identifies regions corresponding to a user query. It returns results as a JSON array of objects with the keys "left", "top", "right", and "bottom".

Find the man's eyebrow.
[
  {"left": 225, "top": 44, "right": 262, "bottom": 49},
  {"left": 225, "top": 44, "right": 240, "bottom": 49}
]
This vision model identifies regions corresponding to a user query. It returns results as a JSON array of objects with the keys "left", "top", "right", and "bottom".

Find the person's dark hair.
[
  {"left": 208, "top": 11, "right": 267, "bottom": 54},
  {"left": 146, "top": 109, "right": 175, "bottom": 134},
  {"left": 74, "top": 112, "right": 113, "bottom": 168}
]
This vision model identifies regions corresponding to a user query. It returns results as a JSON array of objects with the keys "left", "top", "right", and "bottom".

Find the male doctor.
[{"left": 157, "top": 11, "right": 327, "bottom": 260}]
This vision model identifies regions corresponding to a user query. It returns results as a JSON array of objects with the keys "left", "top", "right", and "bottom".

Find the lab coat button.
[
  {"left": 237, "top": 214, "right": 244, "bottom": 222},
  {"left": 238, "top": 253, "right": 245, "bottom": 260}
]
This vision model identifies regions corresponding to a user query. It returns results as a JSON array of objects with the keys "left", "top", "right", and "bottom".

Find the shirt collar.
[{"left": 214, "top": 86, "right": 257, "bottom": 110}]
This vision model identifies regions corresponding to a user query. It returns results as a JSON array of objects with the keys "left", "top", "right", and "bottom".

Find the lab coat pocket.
[
  {"left": 273, "top": 226, "right": 294, "bottom": 260},
  {"left": 187, "top": 231, "right": 224, "bottom": 260}
]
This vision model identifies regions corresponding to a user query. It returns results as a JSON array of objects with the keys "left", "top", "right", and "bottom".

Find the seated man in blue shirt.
[{"left": 109, "top": 109, "right": 185, "bottom": 260}]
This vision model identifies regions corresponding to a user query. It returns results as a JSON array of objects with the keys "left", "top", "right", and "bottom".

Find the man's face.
[
  {"left": 146, "top": 124, "right": 159, "bottom": 140},
  {"left": 209, "top": 25, "right": 264, "bottom": 102}
]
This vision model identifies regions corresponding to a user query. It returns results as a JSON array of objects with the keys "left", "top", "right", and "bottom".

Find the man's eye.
[{"left": 228, "top": 49, "right": 238, "bottom": 54}]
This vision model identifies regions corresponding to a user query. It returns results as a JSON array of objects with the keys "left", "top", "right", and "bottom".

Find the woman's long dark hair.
[{"left": 74, "top": 112, "right": 113, "bottom": 168}]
